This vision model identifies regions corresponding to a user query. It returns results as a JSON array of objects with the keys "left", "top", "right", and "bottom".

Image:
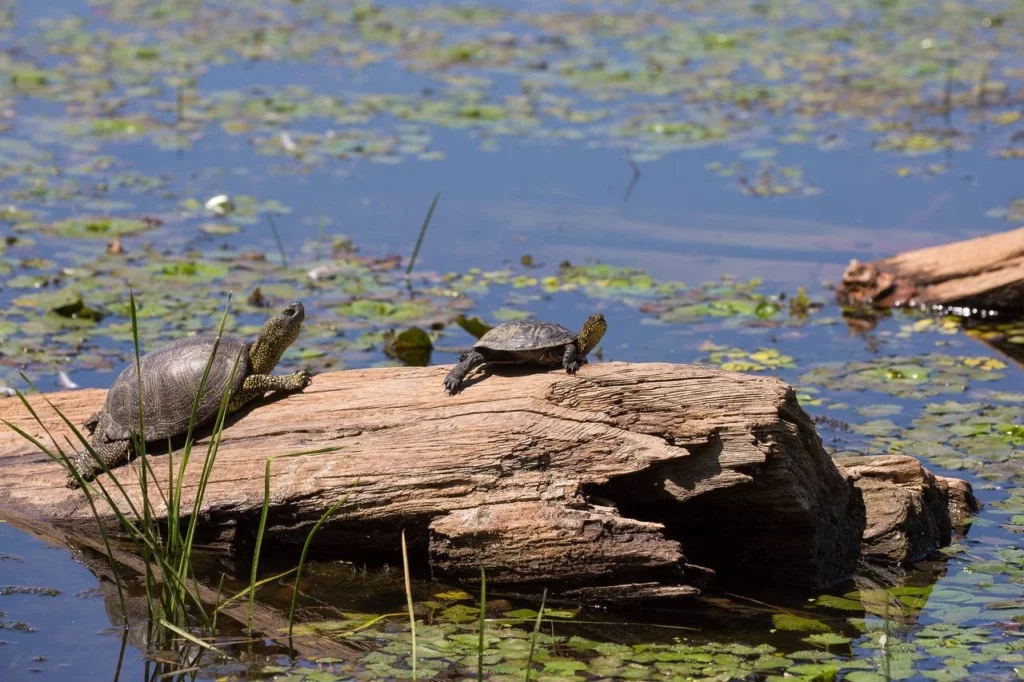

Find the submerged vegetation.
[{"left": 0, "top": 0, "right": 1023, "bottom": 680}]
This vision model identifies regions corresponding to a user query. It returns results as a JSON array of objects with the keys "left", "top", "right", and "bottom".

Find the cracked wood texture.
[
  {"left": 0, "top": 362, "right": 865, "bottom": 597},
  {"left": 837, "top": 225, "right": 1024, "bottom": 311},
  {"left": 836, "top": 455, "right": 978, "bottom": 566}
]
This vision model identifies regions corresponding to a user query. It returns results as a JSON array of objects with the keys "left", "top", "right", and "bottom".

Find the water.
[{"left": 1, "top": 0, "right": 1023, "bottom": 679}]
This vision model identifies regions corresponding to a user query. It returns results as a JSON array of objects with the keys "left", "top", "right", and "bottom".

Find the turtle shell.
[
  {"left": 97, "top": 335, "right": 251, "bottom": 442},
  {"left": 474, "top": 320, "right": 575, "bottom": 352}
]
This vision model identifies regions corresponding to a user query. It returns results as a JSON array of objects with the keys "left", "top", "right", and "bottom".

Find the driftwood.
[
  {"left": 837, "top": 225, "right": 1024, "bottom": 312},
  {"left": 0, "top": 363, "right": 975, "bottom": 601},
  {"left": 836, "top": 455, "right": 977, "bottom": 565}
]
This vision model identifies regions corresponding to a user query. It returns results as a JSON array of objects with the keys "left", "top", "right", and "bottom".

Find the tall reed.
[
  {"left": 6, "top": 291, "right": 241, "bottom": 652},
  {"left": 7, "top": 290, "right": 352, "bottom": 670},
  {"left": 402, "top": 529, "right": 417, "bottom": 680}
]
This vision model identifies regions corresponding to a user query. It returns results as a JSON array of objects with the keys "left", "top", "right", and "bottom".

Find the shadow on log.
[{"left": 0, "top": 363, "right": 977, "bottom": 602}]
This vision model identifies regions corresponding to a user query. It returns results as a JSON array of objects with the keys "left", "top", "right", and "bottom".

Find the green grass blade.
[
  {"left": 478, "top": 565, "right": 487, "bottom": 682},
  {"left": 267, "top": 213, "right": 288, "bottom": 267},
  {"left": 288, "top": 493, "right": 350, "bottom": 639},
  {"left": 128, "top": 288, "right": 154, "bottom": 549},
  {"left": 28, "top": 401, "right": 143, "bottom": 526},
  {"left": 173, "top": 296, "right": 236, "bottom": 626},
  {"left": 0, "top": 415, "right": 131, "bottom": 628},
  {"left": 212, "top": 572, "right": 225, "bottom": 634},
  {"left": 4, "top": 384, "right": 211, "bottom": 627},
  {"left": 5, "top": 395, "right": 156, "bottom": 558},
  {"left": 405, "top": 191, "right": 440, "bottom": 278},
  {"left": 215, "top": 568, "right": 297, "bottom": 615},
  {"left": 401, "top": 529, "right": 416, "bottom": 681},
  {"left": 15, "top": 374, "right": 146, "bottom": 526},
  {"left": 524, "top": 588, "right": 547, "bottom": 682},
  {"left": 173, "top": 295, "right": 233, "bottom": 551},
  {"left": 158, "top": 618, "right": 228, "bottom": 657},
  {"left": 128, "top": 289, "right": 160, "bottom": 624},
  {"left": 172, "top": 294, "right": 232, "bottom": 519},
  {"left": 248, "top": 458, "right": 273, "bottom": 633},
  {"left": 177, "top": 348, "right": 241, "bottom": 574}
]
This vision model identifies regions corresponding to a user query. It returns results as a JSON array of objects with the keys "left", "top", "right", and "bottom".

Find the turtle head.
[
  {"left": 249, "top": 302, "right": 305, "bottom": 374},
  {"left": 576, "top": 313, "right": 607, "bottom": 357}
]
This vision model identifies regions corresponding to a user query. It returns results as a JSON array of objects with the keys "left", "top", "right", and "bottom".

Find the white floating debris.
[
  {"left": 0, "top": 386, "right": 15, "bottom": 397},
  {"left": 279, "top": 131, "right": 297, "bottom": 152},
  {"left": 204, "top": 194, "right": 234, "bottom": 215},
  {"left": 57, "top": 371, "right": 79, "bottom": 390},
  {"left": 308, "top": 263, "right": 344, "bottom": 281}
]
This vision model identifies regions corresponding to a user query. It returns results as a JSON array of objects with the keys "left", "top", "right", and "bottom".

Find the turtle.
[
  {"left": 67, "top": 301, "right": 312, "bottom": 488},
  {"left": 443, "top": 313, "right": 607, "bottom": 395}
]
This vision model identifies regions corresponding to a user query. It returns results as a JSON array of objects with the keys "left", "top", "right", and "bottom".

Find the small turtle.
[
  {"left": 443, "top": 313, "right": 607, "bottom": 395},
  {"left": 68, "top": 302, "right": 312, "bottom": 487}
]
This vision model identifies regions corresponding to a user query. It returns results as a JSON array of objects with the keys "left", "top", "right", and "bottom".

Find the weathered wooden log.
[
  {"left": 836, "top": 225, "right": 1024, "bottom": 312},
  {"left": 836, "top": 455, "right": 978, "bottom": 565},
  {"left": 0, "top": 363, "right": 972, "bottom": 600}
]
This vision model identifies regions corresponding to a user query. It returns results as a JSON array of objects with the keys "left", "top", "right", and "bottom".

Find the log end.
[
  {"left": 836, "top": 258, "right": 916, "bottom": 308},
  {"left": 836, "top": 227, "right": 1024, "bottom": 312},
  {"left": 836, "top": 454, "right": 978, "bottom": 565}
]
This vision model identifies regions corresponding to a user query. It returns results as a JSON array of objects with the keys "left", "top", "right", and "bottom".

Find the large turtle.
[
  {"left": 443, "top": 313, "right": 607, "bottom": 395},
  {"left": 68, "top": 301, "right": 312, "bottom": 487}
]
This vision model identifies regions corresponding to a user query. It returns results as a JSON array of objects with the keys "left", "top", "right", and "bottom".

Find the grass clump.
[{"left": 3, "top": 288, "right": 344, "bottom": 673}]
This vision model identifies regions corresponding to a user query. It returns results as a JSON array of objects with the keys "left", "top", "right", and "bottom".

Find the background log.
[
  {"left": 836, "top": 226, "right": 1024, "bottom": 312},
  {"left": 0, "top": 362, "right": 959, "bottom": 598}
]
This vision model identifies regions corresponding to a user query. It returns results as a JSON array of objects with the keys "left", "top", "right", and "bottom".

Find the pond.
[{"left": 1, "top": 0, "right": 1023, "bottom": 680}]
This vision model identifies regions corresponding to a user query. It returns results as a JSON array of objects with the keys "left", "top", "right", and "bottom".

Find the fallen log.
[
  {"left": 836, "top": 455, "right": 977, "bottom": 565},
  {"left": 836, "top": 225, "right": 1024, "bottom": 313},
  {"left": 0, "top": 363, "right": 974, "bottom": 600}
]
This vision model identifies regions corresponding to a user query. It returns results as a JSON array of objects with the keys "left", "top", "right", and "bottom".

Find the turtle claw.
[
  {"left": 443, "top": 375, "right": 463, "bottom": 395},
  {"left": 295, "top": 370, "right": 313, "bottom": 390},
  {"left": 565, "top": 361, "right": 581, "bottom": 375}
]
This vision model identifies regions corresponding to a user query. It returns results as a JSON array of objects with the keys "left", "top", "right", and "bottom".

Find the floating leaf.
[
  {"left": 771, "top": 614, "right": 832, "bottom": 633},
  {"left": 455, "top": 315, "right": 491, "bottom": 339},
  {"left": 48, "top": 216, "right": 155, "bottom": 240},
  {"left": 803, "top": 633, "right": 852, "bottom": 647},
  {"left": 383, "top": 327, "right": 433, "bottom": 366}
]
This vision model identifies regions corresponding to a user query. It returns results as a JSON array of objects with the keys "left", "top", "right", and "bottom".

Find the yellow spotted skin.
[{"left": 576, "top": 313, "right": 608, "bottom": 357}]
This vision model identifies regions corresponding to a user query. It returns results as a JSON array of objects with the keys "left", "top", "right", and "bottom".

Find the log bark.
[
  {"left": 836, "top": 455, "right": 978, "bottom": 565},
  {"left": 836, "top": 225, "right": 1024, "bottom": 312},
  {"left": 0, "top": 363, "right": 971, "bottom": 600}
]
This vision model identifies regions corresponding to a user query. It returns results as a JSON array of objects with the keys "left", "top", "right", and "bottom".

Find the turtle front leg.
[
  {"left": 562, "top": 343, "right": 581, "bottom": 374},
  {"left": 444, "top": 351, "right": 486, "bottom": 395},
  {"left": 228, "top": 370, "right": 313, "bottom": 412},
  {"left": 66, "top": 435, "right": 131, "bottom": 489}
]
